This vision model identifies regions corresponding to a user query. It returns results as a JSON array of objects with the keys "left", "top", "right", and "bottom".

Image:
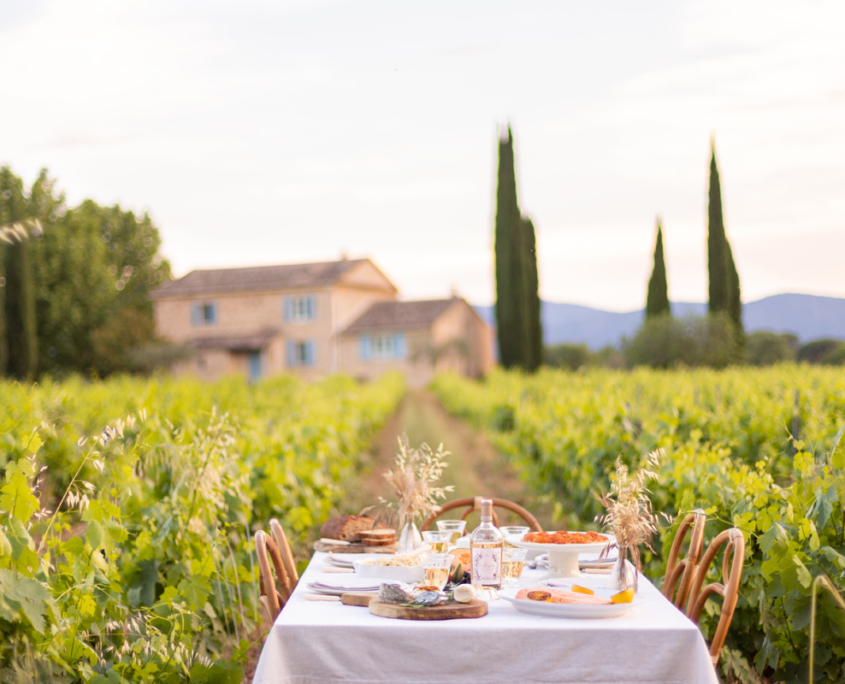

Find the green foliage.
[
  {"left": 85, "top": 200, "right": 171, "bottom": 314},
  {"left": 90, "top": 307, "right": 156, "bottom": 377},
  {"left": 624, "top": 313, "right": 740, "bottom": 369},
  {"left": 544, "top": 343, "right": 591, "bottom": 371},
  {"left": 645, "top": 220, "right": 670, "bottom": 319},
  {"left": 798, "top": 338, "right": 845, "bottom": 365},
  {"left": 707, "top": 143, "right": 743, "bottom": 339},
  {"left": 521, "top": 217, "right": 542, "bottom": 372},
  {"left": 1, "top": 167, "right": 38, "bottom": 380},
  {"left": 0, "top": 372, "right": 405, "bottom": 681},
  {"left": 494, "top": 127, "right": 526, "bottom": 370},
  {"left": 493, "top": 129, "right": 542, "bottom": 372},
  {"left": 0, "top": 166, "right": 173, "bottom": 378},
  {"left": 746, "top": 331, "right": 798, "bottom": 366},
  {"left": 432, "top": 366, "right": 845, "bottom": 682}
]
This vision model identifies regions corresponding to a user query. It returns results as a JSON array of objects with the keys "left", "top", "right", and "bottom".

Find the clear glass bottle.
[{"left": 470, "top": 498, "right": 504, "bottom": 599}]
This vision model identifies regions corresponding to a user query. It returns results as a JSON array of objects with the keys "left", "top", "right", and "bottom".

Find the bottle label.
[{"left": 472, "top": 547, "right": 502, "bottom": 585}]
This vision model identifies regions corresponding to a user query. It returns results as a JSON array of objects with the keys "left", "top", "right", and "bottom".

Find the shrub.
[
  {"left": 544, "top": 343, "right": 591, "bottom": 370},
  {"left": 745, "top": 331, "right": 798, "bottom": 366},
  {"left": 623, "top": 313, "right": 740, "bottom": 369},
  {"left": 798, "top": 339, "right": 845, "bottom": 364}
]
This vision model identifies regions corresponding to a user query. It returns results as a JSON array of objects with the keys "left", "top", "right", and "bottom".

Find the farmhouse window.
[
  {"left": 287, "top": 340, "right": 316, "bottom": 367},
  {"left": 283, "top": 295, "right": 317, "bottom": 322},
  {"left": 359, "top": 334, "right": 407, "bottom": 361},
  {"left": 191, "top": 302, "right": 217, "bottom": 326}
]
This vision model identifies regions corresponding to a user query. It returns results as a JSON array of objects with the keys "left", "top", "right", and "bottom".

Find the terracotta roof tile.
[
  {"left": 342, "top": 299, "right": 458, "bottom": 334},
  {"left": 151, "top": 259, "right": 369, "bottom": 299}
]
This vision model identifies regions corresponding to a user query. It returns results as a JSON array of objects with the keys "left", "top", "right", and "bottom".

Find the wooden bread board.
[
  {"left": 313, "top": 541, "right": 397, "bottom": 554},
  {"left": 368, "top": 599, "right": 487, "bottom": 621},
  {"left": 340, "top": 591, "right": 379, "bottom": 607}
]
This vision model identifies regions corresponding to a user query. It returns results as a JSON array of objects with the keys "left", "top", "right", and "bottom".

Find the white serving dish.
[
  {"left": 498, "top": 586, "right": 644, "bottom": 619},
  {"left": 508, "top": 532, "right": 612, "bottom": 578},
  {"left": 353, "top": 560, "right": 424, "bottom": 583}
]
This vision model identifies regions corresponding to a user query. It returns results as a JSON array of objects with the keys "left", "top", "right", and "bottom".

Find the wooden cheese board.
[
  {"left": 313, "top": 540, "right": 397, "bottom": 554},
  {"left": 368, "top": 599, "right": 487, "bottom": 621},
  {"left": 340, "top": 591, "right": 379, "bottom": 607}
]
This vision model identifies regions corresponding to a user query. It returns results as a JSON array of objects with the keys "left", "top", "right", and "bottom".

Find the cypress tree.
[
  {"left": 707, "top": 142, "right": 743, "bottom": 343},
  {"left": 726, "top": 240, "right": 744, "bottom": 346},
  {"left": 0, "top": 167, "right": 38, "bottom": 380},
  {"left": 646, "top": 219, "right": 670, "bottom": 318},
  {"left": 521, "top": 216, "right": 542, "bottom": 371},
  {"left": 707, "top": 142, "right": 728, "bottom": 315},
  {"left": 494, "top": 126, "right": 526, "bottom": 368}
]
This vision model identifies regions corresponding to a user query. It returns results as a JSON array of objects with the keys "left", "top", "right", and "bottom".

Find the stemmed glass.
[
  {"left": 499, "top": 526, "right": 530, "bottom": 547},
  {"left": 436, "top": 520, "right": 467, "bottom": 548},
  {"left": 421, "top": 553, "right": 453, "bottom": 590},
  {"left": 422, "top": 531, "right": 451, "bottom": 554}
]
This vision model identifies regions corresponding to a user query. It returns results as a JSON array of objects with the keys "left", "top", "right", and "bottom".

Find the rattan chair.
[
  {"left": 685, "top": 528, "right": 745, "bottom": 667},
  {"left": 421, "top": 496, "right": 542, "bottom": 532},
  {"left": 269, "top": 519, "right": 299, "bottom": 587},
  {"left": 255, "top": 530, "right": 292, "bottom": 624},
  {"left": 662, "top": 509, "right": 706, "bottom": 610}
]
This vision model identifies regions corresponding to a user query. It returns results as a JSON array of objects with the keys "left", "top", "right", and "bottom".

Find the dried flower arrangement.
[
  {"left": 380, "top": 434, "right": 453, "bottom": 530},
  {"left": 597, "top": 448, "right": 666, "bottom": 572}
]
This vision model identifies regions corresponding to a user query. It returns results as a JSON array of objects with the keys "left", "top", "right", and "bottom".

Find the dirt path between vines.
[
  {"left": 350, "top": 390, "right": 551, "bottom": 529},
  {"left": 246, "top": 390, "right": 549, "bottom": 682}
]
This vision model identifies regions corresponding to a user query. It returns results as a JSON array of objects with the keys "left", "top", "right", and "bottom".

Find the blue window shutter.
[
  {"left": 191, "top": 304, "right": 201, "bottom": 326},
  {"left": 283, "top": 297, "right": 293, "bottom": 321},
  {"left": 306, "top": 340, "right": 315, "bottom": 366},
  {"left": 394, "top": 334, "right": 407, "bottom": 359},
  {"left": 209, "top": 303, "right": 217, "bottom": 324},
  {"left": 286, "top": 341, "right": 296, "bottom": 368},
  {"left": 360, "top": 335, "right": 371, "bottom": 361},
  {"left": 309, "top": 295, "right": 317, "bottom": 320}
]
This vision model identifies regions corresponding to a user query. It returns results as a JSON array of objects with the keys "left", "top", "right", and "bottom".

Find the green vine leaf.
[{"left": 0, "top": 568, "right": 51, "bottom": 634}]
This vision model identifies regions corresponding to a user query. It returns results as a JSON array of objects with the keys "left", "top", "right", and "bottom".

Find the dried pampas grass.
[
  {"left": 380, "top": 434, "right": 453, "bottom": 528},
  {"left": 597, "top": 448, "right": 666, "bottom": 570}
]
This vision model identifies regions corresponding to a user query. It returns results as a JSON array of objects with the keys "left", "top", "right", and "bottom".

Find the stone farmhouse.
[{"left": 150, "top": 258, "right": 492, "bottom": 387}]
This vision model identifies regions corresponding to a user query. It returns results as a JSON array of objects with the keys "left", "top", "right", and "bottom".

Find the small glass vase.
[
  {"left": 396, "top": 520, "right": 423, "bottom": 555},
  {"left": 607, "top": 545, "right": 639, "bottom": 592}
]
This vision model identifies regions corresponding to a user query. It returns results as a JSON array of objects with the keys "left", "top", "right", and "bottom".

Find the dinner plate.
[
  {"left": 497, "top": 586, "right": 644, "bottom": 619},
  {"left": 305, "top": 577, "right": 384, "bottom": 596}
]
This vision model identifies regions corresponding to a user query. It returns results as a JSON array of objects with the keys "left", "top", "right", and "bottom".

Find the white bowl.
[{"left": 353, "top": 560, "right": 424, "bottom": 583}]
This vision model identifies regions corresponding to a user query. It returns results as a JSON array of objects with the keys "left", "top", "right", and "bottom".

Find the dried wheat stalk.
[
  {"left": 380, "top": 434, "right": 453, "bottom": 529},
  {"left": 597, "top": 448, "right": 665, "bottom": 570}
]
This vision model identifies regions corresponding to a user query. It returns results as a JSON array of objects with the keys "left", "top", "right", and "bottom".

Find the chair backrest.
[
  {"left": 255, "top": 530, "right": 292, "bottom": 624},
  {"left": 686, "top": 528, "right": 745, "bottom": 667},
  {"left": 662, "top": 509, "right": 706, "bottom": 610},
  {"left": 420, "top": 496, "right": 543, "bottom": 532},
  {"left": 269, "top": 519, "right": 299, "bottom": 586}
]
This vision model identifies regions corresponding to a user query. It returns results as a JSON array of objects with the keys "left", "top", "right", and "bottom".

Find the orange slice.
[
  {"left": 610, "top": 588, "right": 635, "bottom": 604},
  {"left": 571, "top": 585, "right": 595, "bottom": 596}
]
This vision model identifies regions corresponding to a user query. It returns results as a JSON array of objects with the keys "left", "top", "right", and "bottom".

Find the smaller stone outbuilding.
[{"left": 339, "top": 297, "right": 492, "bottom": 387}]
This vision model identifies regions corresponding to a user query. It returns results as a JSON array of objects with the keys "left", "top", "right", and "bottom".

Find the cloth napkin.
[{"left": 307, "top": 581, "right": 381, "bottom": 593}]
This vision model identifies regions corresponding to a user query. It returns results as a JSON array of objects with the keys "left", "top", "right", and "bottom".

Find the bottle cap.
[{"left": 480, "top": 498, "right": 493, "bottom": 522}]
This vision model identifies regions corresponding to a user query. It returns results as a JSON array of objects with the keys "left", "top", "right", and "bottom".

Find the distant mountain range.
[{"left": 474, "top": 294, "right": 845, "bottom": 349}]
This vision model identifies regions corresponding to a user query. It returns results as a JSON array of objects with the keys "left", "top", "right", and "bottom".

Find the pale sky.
[{"left": 2, "top": 0, "right": 844, "bottom": 310}]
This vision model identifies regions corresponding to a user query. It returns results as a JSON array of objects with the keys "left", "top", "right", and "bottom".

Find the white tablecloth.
[{"left": 254, "top": 552, "right": 719, "bottom": 684}]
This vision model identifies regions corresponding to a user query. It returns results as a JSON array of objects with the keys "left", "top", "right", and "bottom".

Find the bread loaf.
[
  {"left": 359, "top": 528, "right": 396, "bottom": 541},
  {"left": 320, "top": 514, "right": 376, "bottom": 542}
]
